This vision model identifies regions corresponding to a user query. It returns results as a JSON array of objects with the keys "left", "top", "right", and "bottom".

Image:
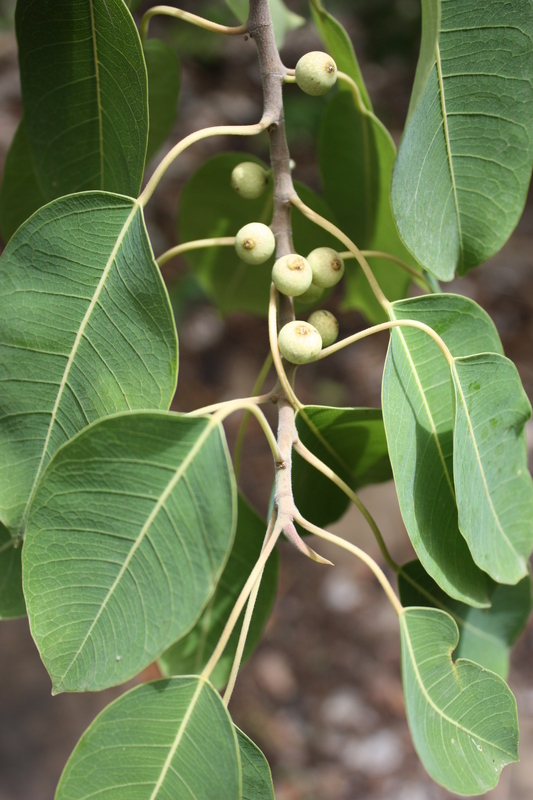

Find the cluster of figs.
[{"left": 231, "top": 50, "right": 341, "bottom": 365}]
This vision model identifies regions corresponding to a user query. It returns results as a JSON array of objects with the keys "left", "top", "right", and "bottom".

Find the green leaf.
[
  {"left": 400, "top": 607, "right": 519, "bottom": 795},
  {"left": 225, "top": 0, "right": 305, "bottom": 48},
  {"left": 383, "top": 294, "right": 504, "bottom": 607},
  {"left": 225, "top": 0, "right": 249, "bottom": 22},
  {"left": 0, "top": 119, "right": 46, "bottom": 242},
  {"left": 159, "top": 495, "right": 278, "bottom": 689},
  {"left": 144, "top": 38, "right": 181, "bottom": 163},
  {"left": 293, "top": 406, "right": 392, "bottom": 528},
  {"left": 391, "top": 0, "right": 533, "bottom": 280},
  {"left": 452, "top": 354, "right": 533, "bottom": 584},
  {"left": 16, "top": 0, "right": 148, "bottom": 200},
  {"left": 0, "top": 193, "right": 178, "bottom": 537},
  {"left": 24, "top": 412, "right": 236, "bottom": 693},
  {"left": 179, "top": 152, "right": 338, "bottom": 316},
  {"left": 319, "top": 92, "right": 415, "bottom": 324},
  {"left": 309, "top": 0, "right": 372, "bottom": 110},
  {"left": 0, "top": 521, "right": 25, "bottom": 619},
  {"left": 399, "top": 560, "right": 532, "bottom": 679},
  {"left": 237, "top": 727, "right": 275, "bottom": 800},
  {"left": 55, "top": 676, "right": 241, "bottom": 800}
]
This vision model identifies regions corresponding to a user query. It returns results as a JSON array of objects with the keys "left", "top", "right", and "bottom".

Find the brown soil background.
[{"left": 1, "top": 2, "right": 532, "bottom": 798}]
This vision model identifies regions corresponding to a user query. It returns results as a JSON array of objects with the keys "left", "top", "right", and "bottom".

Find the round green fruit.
[
  {"left": 235, "top": 223, "right": 276, "bottom": 265},
  {"left": 278, "top": 320, "right": 322, "bottom": 365},
  {"left": 307, "top": 310, "right": 339, "bottom": 347},
  {"left": 296, "top": 282, "right": 324, "bottom": 306},
  {"left": 272, "top": 254, "right": 313, "bottom": 296},
  {"left": 295, "top": 51, "right": 337, "bottom": 96},
  {"left": 307, "top": 247, "right": 344, "bottom": 288},
  {"left": 231, "top": 162, "right": 268, "bottom": 199}
]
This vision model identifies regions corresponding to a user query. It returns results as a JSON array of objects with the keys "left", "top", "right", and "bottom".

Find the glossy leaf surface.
[
  {"left": 319, "top": 93, "right": 415, "bottom": 323},
  {"left": 144, "top": 39, "right": 181, "bottom": 163},
  {"left": 237, "top": 728, "right": 275, "bottom": 800},
  {"left": 24, "top": 412, "right": 236, "bottom": 693},
  {"left": 383, "top": 294, "right": 504, "bottom": 606},
  {"left": 159, "top": 495, "right": 278, "bottom": 689},
  {"left": 0, "top": 522, "right": 25, "bottom": 619},
  {"left": 55, "top": 676, "right": 240, "bottom": 800},
  {"left": 179, "top": 153, "right": 338, "bottom": 316},
  {"left": 0, "top": 193, "right": 177, "bottom": 537},
  {"left": 399, "top": 559, "right": 532, "bottom": 678},
  {"left": 293, "top": 406, "right": 392, "bottom": 528},
  {"left": 400, "top": 607, "right": 519, "bottom": 795},
  {"left": 391, "top": 0, "right": 533, "bottom": 280},
  {"left": 16, "top": 0, "right": 148, "bottom": 200},
  {"left": 0, "top": 119, "right": 45, "bottom": 242},
  {"left": 452, "top": 354, "right": 533, "bottom": 583}
]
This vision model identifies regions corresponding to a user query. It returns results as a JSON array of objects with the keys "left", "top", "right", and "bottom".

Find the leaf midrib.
[
  {"left": 452, "top": 361, "right": 523, "bottom": 565},
  {"left": 435, "top": 41, "right": 463, "bottom": 266},
  {"left": 89, "top": 0, "right": 104, "bottom": 188},
  {"left": 57, "top": 415, "right": 217, "bottom": 689},
  {"left": 400, "top": 611, "right": 515, "bottom": 757},
  {"left": 21, "top": 200, "right": 140, "bottom": 533},
  {"left": 400, "top": 569, "right": 506, "bottom": 647},
  {"left": 389, "top": 308, "right": 455, "bottom": 499},
  {"left": 149, "top": 677, "right": 205, "bottom": 800}
]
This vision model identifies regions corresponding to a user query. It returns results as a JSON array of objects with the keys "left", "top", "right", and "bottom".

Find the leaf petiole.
[
  {"left": 318, "top": 317, "right": 454, "bottom": 366},
  {"left": 268, "top": 283, "right": 302, "bottom": 410},
  {"left": 201, "top": 516, "right": 283, "bottom": 682},
  {"left": 157, "top": 237, "right": 236, "bottom": 268},
  {"left": 295, "top": 513, "right": 403, "bottom": 616},
  {"left": 340, "top": 249, "right": 429, "bottom": 289},
  {"left": 294, "top": 439, "right": 400, "bottom": 573},
  {"left": 233, "top": 353, "right": 274, "bottom": 480},
  {"left": 222, "top": 510, "right": 278, "bottom": 706},
  {"left": 139, "top": 118, "right": 272, "bottom": 206},
  {"left": 290, "top": 193, "right": 389, "bottom": 311},
  {"left": 140, "top": 6, "right": 247, "bottom": 43}
]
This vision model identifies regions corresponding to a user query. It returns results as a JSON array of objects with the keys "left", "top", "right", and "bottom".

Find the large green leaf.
[
  {"left": 399, "top": 560, "right": 532, "bottom": 678},
  {"left": 319, "top": 93, "right": 415, "bottom": 324},
  {"left": 144, "top": 38, "right": 181, "bottom": 163},
  {"left": 24, "top": 412, "right": 236, "bottom": 693},
  {"left": 179, "top": 152, "right": 338, "bottom": 316},
  {"left": 159, "top": 495, "right": 278, "bottom": 689},
  {"left": 309, "top": 0, "right": 371, "bottom": 110},
  {"left": 0, "top": 119, "right": 46, "bottom": 243},
  {"left": 293, "top": 406, "right": 392, "bottom": 528},
  {"left": 16, "top": 0, "right": 148, "bottom": 200},
  {"left": 0, "top": 522, "right": 25, "bottom": 619},
  {"left": 400, "top": 607, "right": 519, "bottom": 795},
  {"left": 237, "top": 728, "right": 275, "bottom": 800},
  {"left": 452, "top": 354, "right": 533, "bottom": 584},
  {"left": 383, "top": 294, "right": 504, "bottom": 606},
  {"left": 55, "top": 676, "right": 241, "bottom": 800},
  {"left": 391, "top": 0, "right": 533, "bottom": 280},
  {"left": 0, "top": 193, "right": 177, "bottom": 538},
  {"left": 225, "top": 0, "right": 305, "bottom": 48}
]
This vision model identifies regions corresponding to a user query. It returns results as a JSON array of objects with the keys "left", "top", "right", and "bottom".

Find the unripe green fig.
[
  {"left": 272, "top": 254, "right": 313, "bottom": 296},
  {"left": 307, "top": 247, "right": 344, "bottom": 288},
  {"left": 296, "top": 282, "right": 324, "bottom": 306},
  {"left": 235, "top": 222, "right": 276, "bottom": 264},
  {"left": 295, "top": 51, "right": 337, "bottom": 96},
  {"left": 231, "top": 162, "right": 268, "bottom": 199},
  {"left": 278, "top": 320, "right": 322, "bottom": 365},
  {"left": 307, "top": 310, "right": 339, "bottom": 347}
]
